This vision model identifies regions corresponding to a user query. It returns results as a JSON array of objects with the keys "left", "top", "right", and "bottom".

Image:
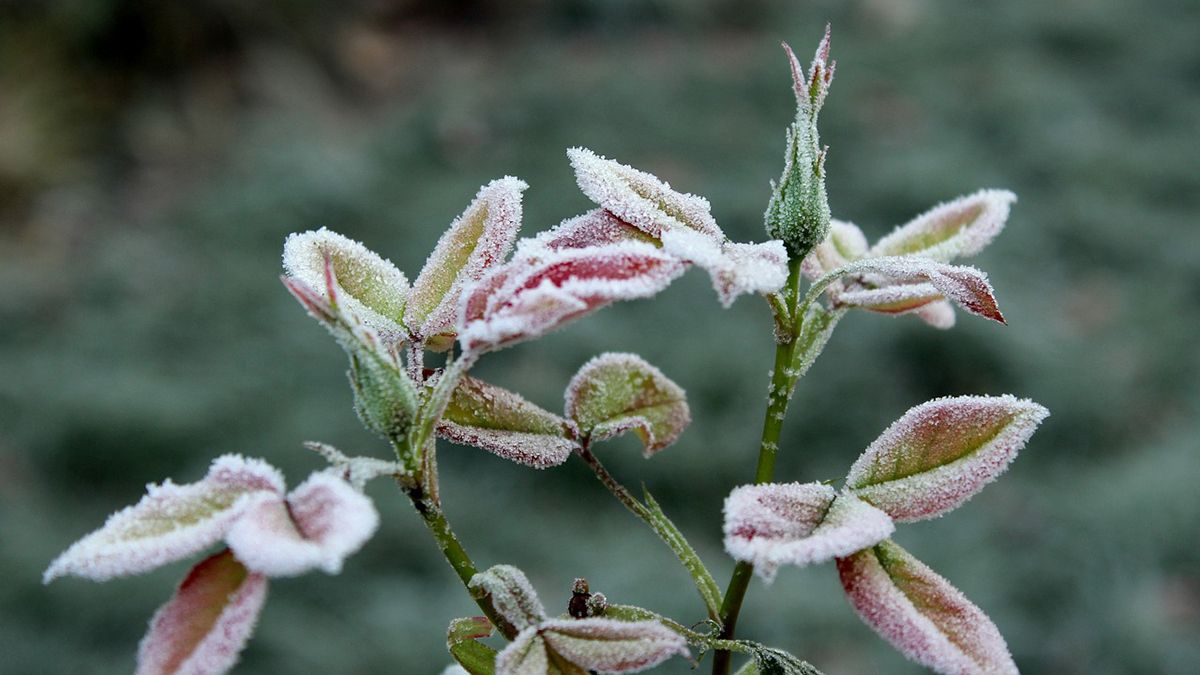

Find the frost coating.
[
  {"left": 469, "top": 565, "right": 547, "bottom": 632},
  {"left": 565, "top": 352, "right": 690, "bottom": 456},
  {"left": 136, "top": 549, "right": 268, "bottom": 675},
  {"left": 226, "top": 472, "right": 380, "bottom": 576},
  {"left": 723, "top": 483, "right": 894, "bottom": 582},
  {"left": 660, "top": 229, "right": 788, "bottom": 307},
  {"left": 438, "top": 374, "right": 577, "bottom": 468},
  {"left": 845, "top": 396, "right": 1049, "bottom": 521},
  {"left": 283, "top": 228, "right": 410, "bottom": 342},
  {"left": 539, "top": 618, "right": 690, "bottom": 673},
  {"left": 457, "top": 242, "right": 685, "bottom": 352},
  {"left": 568, "top": 147, "right": 723, "bottom": 239},
  {"left": 834, "top": 257, "right": 1006, "bottom": 324},
  {"left": 837, "top": 540, "right": 1017, "bottom": 675},
  {"left": 495, "top": 627, "right": 550, "bottom": 675},
  {"left": 517, "top": 208, "right": 655, "bottom": 258},
  {"left": 406, "top": 177, "right": 528, "bottom": 344},
  {"left": 869, "top": 190, "right": 1016, "bottom": 262},
  {"left": 43, "top": 455, "right": 285, "bottom": 582}
]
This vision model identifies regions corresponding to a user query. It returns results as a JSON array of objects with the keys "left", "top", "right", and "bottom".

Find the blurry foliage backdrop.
[{"left": 2, "top": 1, "right": 1198, "bottom": 673}]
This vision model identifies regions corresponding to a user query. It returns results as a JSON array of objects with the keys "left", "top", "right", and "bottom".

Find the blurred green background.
[{"left": 2, "top": 1, "right": 1197, "bottom": 673}]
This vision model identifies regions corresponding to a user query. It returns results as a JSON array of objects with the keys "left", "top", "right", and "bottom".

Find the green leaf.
[
  {"left": 744, "top": 644, "right": 824, "bottom": 675},
  {"left": 790, "top": 303, "right": 845, "bottom": 382},
  {"left": 468, "top": 565, "right": 546, "bottom": 632},
  {"left": 565, "top": 353, "right": 690, "bottom": 456},
  {"left": 448, "top": 616, "right": 497, "bottom": 675},
  {"left": 439, "top": 375, "right": 576, "bottom": 468},
  {"left": 643, "top": 489, "right": 723, "bottom": 620}
]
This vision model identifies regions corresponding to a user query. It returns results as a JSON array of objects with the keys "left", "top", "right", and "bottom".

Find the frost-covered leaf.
[
  {"left": 914, "top": 299, "right": 957, "bottom": 330},
  {"left": 642, "top": 489, "right": 723, "bottom": 619},
  {"left": 837, "top": 540, "right": 1016, "bottom": 675},
  {"left": 438, "top": 374, "right": 576, "bottom": 469},
  {"left": 283, "top": 228, "right": 409, "bottom": 342},
  {"left": 800, "top": 219, "right": 867, "bottom": 281},
  {"left": 660, "top": 228, "right": 788, "bottom": 307},
  {"left": 786, "top": 23, "right": 835, "bottom": 113},
  {"left": 406, "top": 177, "right": 528, "bottom": 344},
  {"left": 869, "top": 190, "right": 1015, "bottom": 262},
  {"left": 44, "top": 455, "right": 284, "bottom": 582},
  {"left": 791, "top": 303, "right": 844, "bottom": 382},
  {"left": 834, "top": 257, "right": 1006, "bottom": 324},
  {"left": 568, "top": 147, "right": 723, "bottom": 240},
  {"left": 135, "top": 548, "right": 267, "bottom": 675},
  {"left": 723, "top": 483, "right": 893, "bottom": 582},
  {"left": 458, "top": 243, "right": 685, "bottom": 353},
  {"left": 516, "top": 209, "right": 656, "bottom": 258},
  {"left": 540, "top": 617, "right": 690, "bottom": 673},
  {"left": 845, "top": 396, "right": 1049, "bottom": 521},
  {"left": 304, "top": 441, "right": 405, "bottom": 490},
  {"left": 736, "top": 644, "right": 825, "bottom": 675},
  {"left": 469, "top": 565, "right": 547, "bottom": 632},
  {"left": 495, "top": 628, "right": 551, "bottom": 675},
  {"left": 226, "top": 472, "right": 379, "bottom": 577},
  {"left": 448, "top": 616, "right": 498, "bottom": 675},
  {"left": 565, "top": 353, "right": 690, "bottom": 456}
]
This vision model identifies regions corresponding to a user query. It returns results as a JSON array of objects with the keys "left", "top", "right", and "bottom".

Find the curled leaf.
[
  {"left": 516, "top": 209, "right": 656, "bottom": 258},
  {"left": 406, "top": 177, "right": 528, "bottom": 345},
  {"left": 438, "top": 374, "right": 577, "bottom": 469},
  {"left": 723, "top": 482, "right": 893, "bottom": 582},
  {"left": 282, "top": 228, "right": 409, "bottom": 342},
  {"left": 833, "top": 257, "right": 1006, "bottom": 324},
  {"left": 568, "top": 147, "right": 723, "bottom": 240},
  {"left": 469, "top": 565, "right": 547, "bottom": 632},
  {"left": 135, "top": 548, "right": 267, "bottom": 675},
  {"left": 565, "top": 352, "right": 690, "bottom": 456},
  {"left": 845, "top": 395, "right": 1049, "bottom": 521},
  {"left": 44, "top": 455, "right": 284, "bottom": 582},
  {"left": 837, "top": 540, "right": 1016, "bottom": 675},
  {"left": 660, "top": 228, "right": 788, "bottom": 307},
  {"left": 225, "top": 472, "right": 380, "bottom": 577},
  {"left": 457, "top": 243, "right": 685, "bottom": 353},
  {"left": 539, "top": 617, "right": 690, "bottom": 673},
  {"left": 869, "top": 190, "right": 1016, "bottom": 262}
]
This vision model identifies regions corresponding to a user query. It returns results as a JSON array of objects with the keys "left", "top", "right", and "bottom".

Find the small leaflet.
[
  {"left": 784, "top": 23, "right": 835, "bottom": 113},
  {"left": 438, "top": 374, "right": 577, "bottom": 469},
  {"left": 468, "top": 565, "right": 547, "bottom": 632},
  {"left": 845, "top": 396, "right": 1049, "bottom": 522},
  {"left": 568, "top": 147, "right": 724, "bottom": 240},
  {"left": 722, "top": 482, "right": 893, "bottom": 583},
  {"left": 135, "top": 549, "right": 268, "bottom": 675},
  {"left": 44, "top": 455, "right": 285, "bottom": 583},
  {"left": 564, "top": 352, "right": 690, "bottom": 456},
  {"left": 835, "top": 257, "right": 1006, "bottom": 324},
  {"left": 446, "top": 616, "right": 498, "bottom": 675},
  {"left": 538, "top": 617, "right": 690, "bottom": 673},
  {"left": 406, "top": 177, "right": 528, "bottom": 344},
  {"left": 660, "top": 229, "right": 788, "bottom": 307},
  {"left": 282, "top": 228, "right": 410, "bottom": 343},
  {"left": 516, "top": 209, "right": 656, "bottom": 259},
  {"left": 837, "top": 540, "right": 1017, "bottom": 675},
  {"left": 457, "top": 242, "right": 685, "bottom": 353},
  {"left": 225, "top": 472, "right": 380, "bottom": 577},
  {"left": 869, "top": 190, "right": 1016, "bottom": 262}
]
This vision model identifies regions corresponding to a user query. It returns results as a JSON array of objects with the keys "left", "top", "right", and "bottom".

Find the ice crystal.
[
  {"left": 564, "top": 352, "right": 690, "bottom": 456},
  {"left": 438, "top": 374, "right": 577, "bottom": 468},
  {"left": 406, "top": 177, "right": 528, "bottom": 346},
  {"left": 845, "top": 396, "right": 1049, "bottom": 521},
  {"left": 457, "top": 242, "right": 685, "bottom": 352},
  {"left": 722, "top": 482, "right": 893, "bottom": 582},
  {"left": 136, "top": 549, "right": 267, "bottom": 675},
  {"left": 660, "top": 229, "right": 788, "bottom": 307},
  {"left": 837, "top": 540, "right": 1017, "bottom": 675},
  {"left": 43, "top": 455, "right": 284, "bottom": 582},
  {"left": 283, "top": 228, "right": 410, "bottom": 343}
]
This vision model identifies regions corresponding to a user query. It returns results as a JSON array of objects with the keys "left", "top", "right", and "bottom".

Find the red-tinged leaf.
[
  {"left": 516, "top": 209, "right": 656, "bottom": 258},
  {"left": 438, "top": 374, "right": 576, "bottom": 469},
  {"left": 406, "top": 177, "right": 528, "bottom": 343},
  {"left": 448, "top": 616, "right": 498, "bottom": 675},
  {"left": 565, "top": 352, "right": 690, "bottom": 456},
  {"left": 835, "top": 257, "right": 1006, "bottom": 324},
  {"left": 44, "top": 456, "right": 284, "bottom": 582},
  {"left": 568, "top": 147, "right": 724, "bottom": 240},
  {"left": 136, "top": 549, "right": 268, "bottom": 675},
  {"left": 660, "top": 228, "right": 788, "bottom": 307},
  {"left": 540, "top": 618, "right": 690, "bottom": 673},
  {"left": 468, "top": 565, "right": 547, "bottom": 632},
  {"left": 837, "top": 540, "right": 1017, "bottom": 675},
  {"left": 457, "top": 243, "right": 685, "bottom": 353},
  {"left": 283, "top": 228, "right": 409, "bottom": 342},
  {"left": 723, "top": 483, "right": 893, "bottom": 582},
  {"left": 835, "top": 283, "right": 946, "bottom": 315},
  {"left": 226, "top": 472, "right": 379, "bottom": 577},
  {"left": 784, "top": 23, "right": 835, "bottom": 113},
  {"left": 869, "top": 190, "right": 1016, "bottom": 262},
  {"left": 845, "top": 396, "right": 1049, "bottom": 521}
]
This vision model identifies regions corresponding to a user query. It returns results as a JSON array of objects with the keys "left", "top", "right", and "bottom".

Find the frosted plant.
[{"left": 47, "top": 25, "right": 1048, "bottom": 675}]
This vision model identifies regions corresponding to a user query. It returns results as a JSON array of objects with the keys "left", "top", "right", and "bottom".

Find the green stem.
[{"left": 712, "top": 259, "right": 805, "bottom": 675}]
